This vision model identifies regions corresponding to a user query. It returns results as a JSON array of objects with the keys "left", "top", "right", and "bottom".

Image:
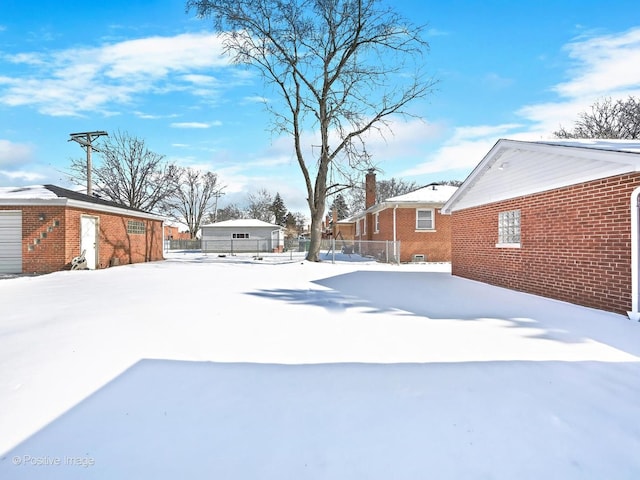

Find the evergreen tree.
[
  {"left": 271, "top": 193, "right": 288, "bottom": 226},
  {"left": 330, "top": 193, "right": 350, "bottom": 220}
]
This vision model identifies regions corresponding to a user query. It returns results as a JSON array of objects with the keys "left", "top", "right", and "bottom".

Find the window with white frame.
[
  {"left": 374, "top": 212, "right": 380, "bottom": 232},
  {"left": 498, "top": 210, "right": 521, "bottom": 245},
  {"left": 232, "top": 233, "right": 249, "bottom": 239},
  {"left": 416, "top": 209, "right": 434, "bottom": 230}
]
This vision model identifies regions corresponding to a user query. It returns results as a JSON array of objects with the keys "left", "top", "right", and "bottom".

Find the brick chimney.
[{"left": 365, "top": 169, "right": 376, "bottom": 208}]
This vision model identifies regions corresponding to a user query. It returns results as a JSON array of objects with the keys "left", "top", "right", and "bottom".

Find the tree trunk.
[
  {"left": 306, "top": 207, "right": 325, "bottom": 261},
  {"left": 307, "top": 158, "right": 329, "bottom": 262}
]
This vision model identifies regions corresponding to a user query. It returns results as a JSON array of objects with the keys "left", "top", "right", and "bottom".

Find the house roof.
[
  {"left": 202, "top": 219, "right": 284, "bottom": 229},
  {"left": 385, "top": 184, "right": 459, "bottom": 203},
  {"left": 0, "top": 184, "right": 164, "bottom": 220},
  {"left": 346, "top": 184, "right": 458, "bottom": 220},
  {"left": 441, "top": 139, "right": 640, "bottom": 214}
]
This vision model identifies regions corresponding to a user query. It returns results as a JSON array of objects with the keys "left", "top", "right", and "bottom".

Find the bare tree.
[
  {"left": 555, "top": 96, "right": 640, "bottom": 139},
  {"left": 246, "top": 188, "right": 275, "bottom": 222},
  {"left": 68, "top": 130, "right": 178, "bottom": 211},
  {"left": 209, "top": 203, "right": 244, "bottom": 223},
  {"left": 187, "top": 0, "right": 435, "bottom": 261},
  {"left": 163, "top": 167, "right": 224, "bottom": 239}
]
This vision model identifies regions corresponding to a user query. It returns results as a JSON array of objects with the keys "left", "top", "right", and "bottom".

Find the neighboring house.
[
  {"left": 340, "top": 171, "right": 457, "bottom": 263},
  {"left": 0, "top": 184, "right": 165, "bottom": 274},
  {"left": 200, "top": 219, "right": 285, "bottom": 253},
  {"left": 441, "top": 138, "right": 640, "bottom": 318},
  {"left": 164, "top": 224, "right": 191, "bottom": 241}
]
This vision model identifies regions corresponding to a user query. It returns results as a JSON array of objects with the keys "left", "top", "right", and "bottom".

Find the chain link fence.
[
  {"left": 295, "top": 239, "right": 401, "bottom": 264},
  {"left": 166, "top": 237, "right": 400, "bottom": 264},
  {"left": 167, "top": 239, "right": 201, "bottom": 250},
  {"left": 201, "top": 239, "right": 281, "bottom": 255}
]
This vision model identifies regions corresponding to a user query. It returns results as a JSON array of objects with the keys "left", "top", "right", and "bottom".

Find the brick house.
[
  {"left": 341, "top": 171, "right": 458, "bottom": 263},
  {"left": 164, "top": 224, "right": 191, "bottom": 241},
  {"left": 0, "top": 184, "right": 165, "bottom": 274},
  {"left": 441, "top": 139, "right": 640, "bottom": 318}
]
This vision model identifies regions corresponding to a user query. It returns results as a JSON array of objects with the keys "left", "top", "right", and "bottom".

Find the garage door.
[{"left": 0, "top": 210, "right": 22, "bottom": 274}]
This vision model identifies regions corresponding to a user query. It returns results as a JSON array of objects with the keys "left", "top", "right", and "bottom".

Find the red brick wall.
[
  {"left": 371, "top": 207, "right": 452, "bottom": 262},
  {"left": 451, "top": 173, "right": 640, "bottom": 315},
  {"left": 66, "top": 208, "right": 164, "bottom": 268},
  {"left": 0, "top": 205, "right": 163, "bottom": 273},
  {"left": 164, "top": 225, "right": 190, "bottom": 240},
  {"left": 0, "top": 205, "right": 67, "bottom": 274}
]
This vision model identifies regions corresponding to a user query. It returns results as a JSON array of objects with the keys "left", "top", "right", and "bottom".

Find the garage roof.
[
  {"left": 0, "top": 184, "right": 163, "bottom": 220},
  {"left": 202, "top": 219, "right": 283, "bottom": 229},
  {"left": 441, "top": 139, "right": 640, "bottom": 214}
]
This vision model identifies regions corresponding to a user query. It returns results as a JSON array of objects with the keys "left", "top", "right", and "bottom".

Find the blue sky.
[{"left": 1, "top": 0, "right": 640, "bottom": 213}]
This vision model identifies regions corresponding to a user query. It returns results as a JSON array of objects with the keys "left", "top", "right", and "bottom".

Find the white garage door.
[{"left": 0, "top": 210, "right": 22, "bottom": 274}]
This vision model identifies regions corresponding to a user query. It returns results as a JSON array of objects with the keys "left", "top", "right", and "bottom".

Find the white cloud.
[
  {"left": 0, "top": 32, "right": 235, "bottom": 116},
  {"left": 243, "top": 95, "right": 269, "bottom": 103},
  {"left": 398, "top": 123, "right": 525, "bottom": 177},
  {"left": 519, "top": 27, "right": 640, "bottom": 133},
  {"left": 0, "top": 139, "right": 34, "bottom": 168},
  {"left": 554, "top": 27, "right": 640, "bottom": 99},
  {"left": 170, "top": 121, "right": 222, "bottom": 129},
  {"left": 403, "top": 27, "right": 640, "bottom": 180},
  {"left": 483, "top": 72, "right": 514, "bottom": 89},
  {"left": 0, "top": 169, "right": 46, "bottom": 182}
]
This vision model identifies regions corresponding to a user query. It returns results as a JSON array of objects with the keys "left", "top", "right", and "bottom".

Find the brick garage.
[
  {"left": 0, "top": 185, "right": 164, "bottom": 274},
  {"left": 342, "top": 171, "right": 457, "bottom": 263},
  {"left": 442, "top": 139, "right": 640, "bottom": 317}
]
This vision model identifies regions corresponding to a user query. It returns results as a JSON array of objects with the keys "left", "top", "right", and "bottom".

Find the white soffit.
[{"left": 442, "top": 139, "right": 640, "bottom": 213}]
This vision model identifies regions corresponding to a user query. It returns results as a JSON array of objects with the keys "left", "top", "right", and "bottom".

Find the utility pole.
[{"left": 68, "top": 131, "right": 108, "bottom": 196}]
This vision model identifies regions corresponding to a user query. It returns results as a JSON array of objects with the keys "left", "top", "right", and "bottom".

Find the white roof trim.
[
  {"left": 442, "top": 139, "right": 640, "bottom": 214},
  {"left": 0, "top": 197, "right": 165, "bottom": 221}
]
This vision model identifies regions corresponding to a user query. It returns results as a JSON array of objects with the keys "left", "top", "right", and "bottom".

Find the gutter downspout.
[
  {"left": 628, "top": 186, "right": 640, "bottom": 321},
  {"left": 393, "top": 205, "right": 398, "bottom": 262}
]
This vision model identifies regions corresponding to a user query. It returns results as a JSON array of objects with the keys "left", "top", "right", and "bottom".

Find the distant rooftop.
[
  {"left": 202, "top": 219, "right": 283, "bottom": 228},
  {"left": 385, "top": 184, "right": 459, "bottom": 204}
]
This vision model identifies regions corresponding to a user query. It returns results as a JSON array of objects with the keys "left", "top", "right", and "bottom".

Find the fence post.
[{"left": 332, "top": 238, "right": 336, "bottom": 264}]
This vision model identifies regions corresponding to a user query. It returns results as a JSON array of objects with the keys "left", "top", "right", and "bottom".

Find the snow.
[
  {"left": 385, "top": 184, "right": 458, "bottom": 203},
  {"left": 201, "top": 218, "right": 282, "bottom": 228},
  {"left": 537, "top": 138, "right": 640, "bottom": 153},
  {"left": 0, "top": 185, "right": 57, "bottom": 200},
  {"left": 1, "top": 251, "right": 640, "bottom": 479}
]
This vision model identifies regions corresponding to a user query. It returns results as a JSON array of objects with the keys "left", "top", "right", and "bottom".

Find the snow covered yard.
[{"left": 1, "top": 251, "right": 639, "bottom": 479}]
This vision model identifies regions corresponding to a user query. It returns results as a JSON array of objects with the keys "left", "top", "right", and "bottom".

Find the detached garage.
[
  {"left": 0, "top": 184, "right": 165, "bottom": 274},
  {"left": 0, "top": 210, "right": 22, "bottom": 274},
  {"left": 201, "top": 219, "right": 285, "bottom": 253}
]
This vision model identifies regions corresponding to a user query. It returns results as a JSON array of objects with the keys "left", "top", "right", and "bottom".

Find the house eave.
[{"left": 441, "top": 138, "right": 640, "bottom": 214}]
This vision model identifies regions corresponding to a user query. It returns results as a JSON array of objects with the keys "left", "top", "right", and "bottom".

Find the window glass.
[
  {"left": 127, "top": 220, "right": 145, "bottom": 235},
  {"left": 416, "top": 209, "right": 433, "bottom": 229},
  {"left": 498, "top": 210, "right": 521, "bottom": 244}
]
